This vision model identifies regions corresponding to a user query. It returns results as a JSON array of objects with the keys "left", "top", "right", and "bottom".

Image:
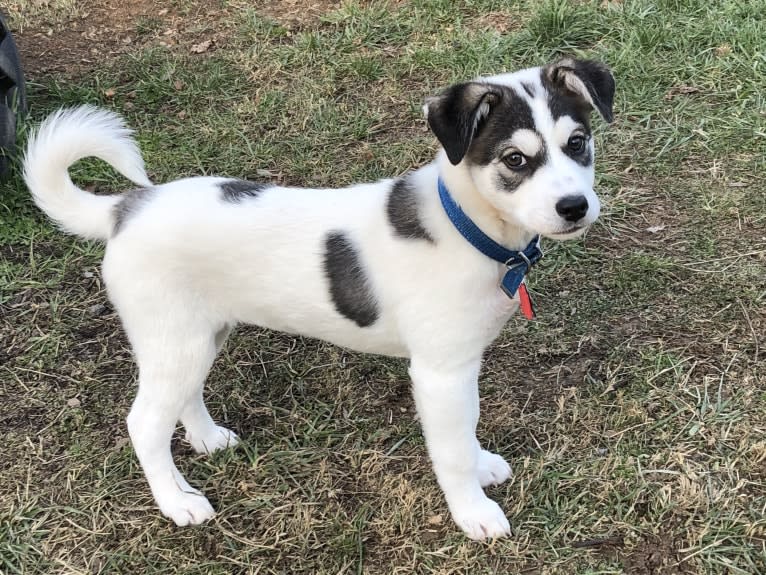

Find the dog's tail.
[{"left": 23, "top": 106, "right": 153, "bottom": 241}]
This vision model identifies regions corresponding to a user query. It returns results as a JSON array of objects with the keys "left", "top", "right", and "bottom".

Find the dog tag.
[{"left": 518, "top": 283, "right": 535, "bottom": 320}]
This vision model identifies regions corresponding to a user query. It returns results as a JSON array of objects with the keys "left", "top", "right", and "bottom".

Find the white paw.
[
  {"left": 451, "top": 496, "right": 511, "bottom": 540},
  {"left": 477, "top": 450, "right": 512, "bottom": 488},
  {"left": 156, "top": 485, "right": 216, "bottom": 526},
  {"left": 185, "top": 425, "right": 240, "bottom": 454}
]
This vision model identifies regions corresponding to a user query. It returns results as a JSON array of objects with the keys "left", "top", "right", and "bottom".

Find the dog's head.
[{"left": 425, "top": 58, "right": 614, "bottom": 240}]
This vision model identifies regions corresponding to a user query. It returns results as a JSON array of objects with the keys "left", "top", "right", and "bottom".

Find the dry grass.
[{"left": 4, "top": 0, "right": 82, "bottom": 29}]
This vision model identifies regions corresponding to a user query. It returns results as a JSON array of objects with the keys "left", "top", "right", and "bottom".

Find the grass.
[{"left": 1, "top": 0, "right": 765, "bottom": 573}]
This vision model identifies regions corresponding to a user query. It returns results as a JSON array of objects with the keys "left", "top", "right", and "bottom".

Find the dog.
[{"left": 23, "top": 58, "right": 614, "bottom": 540}]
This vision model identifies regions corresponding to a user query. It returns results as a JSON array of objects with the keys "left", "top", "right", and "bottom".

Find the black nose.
[{"left": 556, "top": 195, "right": 589, "bottom": 222}]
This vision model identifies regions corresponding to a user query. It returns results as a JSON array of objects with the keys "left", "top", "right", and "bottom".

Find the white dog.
[{"left": 24, "top": 58, "right": 614, "bottom": 540}]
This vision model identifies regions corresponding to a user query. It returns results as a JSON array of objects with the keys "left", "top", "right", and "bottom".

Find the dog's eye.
[
  {"left": 503, "top": 152, "right": 527, "bottom": 169},
  {"left": 568, "top": 135, "right": 587, "bottom": 153}
]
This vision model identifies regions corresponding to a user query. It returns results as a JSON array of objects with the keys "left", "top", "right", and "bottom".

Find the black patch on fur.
[
  {"left": 521, "top": 82, "right": 536, "bottom": 98},
  {"left": 429, "top": 83, "right": 545, "bottom": 191},
  {"left": 542, "top": 59, "right": 615, "bottom": 124},
  {"left": 220, "top": 179, "right": 271, "bottom": 203},
  {"left": 386, "top": 178, "right": 434, "bottom": 242},
  {"left": 562, "top": 141, "right": 593, "bottom": 167},
  {"left": 542, "top": 75, "right": 592, "bottom": 129},
  {"left": 323, "top": 232, "right": 379, "bottom": 327},
  {"left": 570, "top": 59, "right": 615, "bottom": 122},
  {"left": 112, "top": 187, "right": 153, "bottom": 236},
  {"left": 465, "top": 85, "right": 537, "bottom": 166},
  {"left": 496, "top": 145, "right": 548, "bottom": 192},
  {"left": 426, "top": 82, "right": 504, "bottom": 165}
]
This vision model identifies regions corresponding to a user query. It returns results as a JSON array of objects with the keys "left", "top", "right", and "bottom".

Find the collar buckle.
[
  {"left": 438, "top": 176, "right": 545, "bottom": 298},
  {"left": 506, "top": 250, "right": 532, "bottom": 269},
  {"left": 504, "top": 241, "right": 544, "bottom": 272}
]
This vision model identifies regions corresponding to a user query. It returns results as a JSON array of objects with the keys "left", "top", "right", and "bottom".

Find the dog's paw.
[
  {"left": 451, "top": 497, "right": 511, "bottom": 540},
  {"left": 477, "top": 449, "right": 512, "bottom": 487},
  {"left": 157, "top": 486, "right": 216, "bottom": 526},
  {"left": 185, "top": 425, "right": 239, "bottom": 455}
]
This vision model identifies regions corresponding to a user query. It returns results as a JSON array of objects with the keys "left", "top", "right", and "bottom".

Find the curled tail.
[{"left": 23, "top": 106, "right": 153, "bottom": 240}]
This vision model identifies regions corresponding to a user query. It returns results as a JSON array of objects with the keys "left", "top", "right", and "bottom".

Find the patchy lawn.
[{"left": 1, "top": 0, "right": 764, "bottom": 573}]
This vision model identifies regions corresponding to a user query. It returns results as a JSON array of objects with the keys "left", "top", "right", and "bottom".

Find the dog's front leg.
[{"left": 410, "top": 358, "right": 511, "bottom": 540}]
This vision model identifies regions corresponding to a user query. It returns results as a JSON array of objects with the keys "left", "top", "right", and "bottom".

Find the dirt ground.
[
  {"left": 10, "top": 0, "right": 239, "bottom": 79},
  {"left": 9, "top": 0, "right": 367, "bottom": 80}
]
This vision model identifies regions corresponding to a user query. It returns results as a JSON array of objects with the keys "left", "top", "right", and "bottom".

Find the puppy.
[{"left": 23, "top": 58, "right": 614, "bottom": 540}]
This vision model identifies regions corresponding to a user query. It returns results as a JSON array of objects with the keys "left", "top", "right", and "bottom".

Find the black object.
[{"left": 0, "top": 11, "right": 26, "bottom": 177}]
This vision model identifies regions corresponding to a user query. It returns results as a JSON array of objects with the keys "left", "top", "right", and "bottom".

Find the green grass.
[{"left": 1, "top": 0, "right": 765, "bottom": 573}]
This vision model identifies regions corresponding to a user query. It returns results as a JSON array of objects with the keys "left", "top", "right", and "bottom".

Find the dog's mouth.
[{"left": 545, "top": 224, "right": 589, "bottom": 240}]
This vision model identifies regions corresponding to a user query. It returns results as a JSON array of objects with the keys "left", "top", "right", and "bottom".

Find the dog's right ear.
[{"left": 424, "top": 82, "right": 502, "bottom": 165}]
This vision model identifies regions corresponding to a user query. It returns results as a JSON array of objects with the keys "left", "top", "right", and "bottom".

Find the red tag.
[{"left": 518, "top": 283, "right": 535, "bottom": 320}]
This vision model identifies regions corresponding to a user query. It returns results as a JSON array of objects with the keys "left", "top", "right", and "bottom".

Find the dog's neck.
[{"left": 435, "top": 153, "right": 535, "bottom": 251}]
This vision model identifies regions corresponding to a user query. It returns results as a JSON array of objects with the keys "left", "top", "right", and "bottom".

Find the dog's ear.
[
  {"left": 424, "top": 82, "right": 503, "bottom": 165},
  {"left": 546, "top": 59, "right": 615, "bottom": 123}
]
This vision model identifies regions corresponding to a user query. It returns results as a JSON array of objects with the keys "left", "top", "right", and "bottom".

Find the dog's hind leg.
[
  {"left": 125, "top": 323, "right": 219, "bottom": 526},
  {"left": 181, "top": 323, "right": 240, "bottom": 455},
  {"left": 181, "top": 391, "right": 240, "bottom": 455}
]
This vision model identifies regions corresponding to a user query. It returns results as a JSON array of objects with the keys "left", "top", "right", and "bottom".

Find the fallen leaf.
[
  {"left": 664, "top": 85, "right": 700, "bottom": 100},
  {"left": 427, "top": 514, "right": 443, "bottom": 525},
  {"left": 190, "top": 39, "right": 212, "bottom": 54},
  {"left": 715, "top": 43, "right": 732, "bottom": 57},
  {"left": 104, "top": 88, "right": 116, "bottom": 98},
  {"left": 67, "top": 398, "right": 81, "bottom": 408},
  {"left": 646, "top": 225, "right": 666, "bottom": 234},
  {"left": 88, "top": 303, "right": 106, "bottom": 316}
]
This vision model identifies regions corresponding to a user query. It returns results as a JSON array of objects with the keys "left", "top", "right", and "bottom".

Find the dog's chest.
[{"left": 484, "top": 286, "right": 521, "bottom": 337}]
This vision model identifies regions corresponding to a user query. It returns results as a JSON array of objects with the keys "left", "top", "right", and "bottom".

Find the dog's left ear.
[
  {"left": 546, "top": 59, "right": 615, "bottom": 123},
  {"left": 424, "top": 82, "right": 503, "bottom": 165}
]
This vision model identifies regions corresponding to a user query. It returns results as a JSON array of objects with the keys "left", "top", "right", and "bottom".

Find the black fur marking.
[
  {"left": 426, "top": 82, "right": 504, "bottom": 165},
  {"left": 323, "top": 232, "right": 379, "bottom": 327},
  {"left": 465, "top": 85, "right": 537, "bottom": 166},
  {"left": 521, "top": 82, "right": 536, "bottom": 98},
  {"left": 496, "top": 146, "right": 548, "bottom": 192},
  {"left": 562, "top": 142, "right": 593, "bottom": 167},
  {"left": 542, "top": 59, "right": 615, "bottom": 124},
  {"left": 542, "top": 73, "right": 592, "bottom": 129},
  {"left": 386, "top": 178, "right": 434, "bottom": 242},
  {"left": 112, "top": 187, "right": 154, "bottom": 236},
  {"left": 569, "top": 59, "right": 615, "bottom": 122},
  {"left": 220, "top": 179, "right": 271, "bottom": 203}
]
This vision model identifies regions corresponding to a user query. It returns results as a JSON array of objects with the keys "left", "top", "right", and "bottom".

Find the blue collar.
[{"left": 438, "top": 177, "right": 543, "bottom": 298}]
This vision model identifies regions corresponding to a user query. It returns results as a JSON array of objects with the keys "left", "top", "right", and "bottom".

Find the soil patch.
[
  {"left": 9, "top": 0, "right": 235, "bottom": 80},
  {"left": 12, "top": 0, "right": 159, "bottom": 79},
  {"left": 622, "top": 536, "right": 693, "bottom": 575}
]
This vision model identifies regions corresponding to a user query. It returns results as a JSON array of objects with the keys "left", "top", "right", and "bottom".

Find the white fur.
[
  {"left": 24, "top": 106, "right": 152, "bottom": 240},
  {"left": 506, "top": 129, "right": 544, "bottom": 157},
  {"left": 23, "top": 65, "right": 604, "bottom": 541}
]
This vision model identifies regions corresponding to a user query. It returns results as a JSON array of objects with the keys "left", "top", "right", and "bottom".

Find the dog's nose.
[{"left": 556, "top": 195, "right": 589, "bottom": 222}]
